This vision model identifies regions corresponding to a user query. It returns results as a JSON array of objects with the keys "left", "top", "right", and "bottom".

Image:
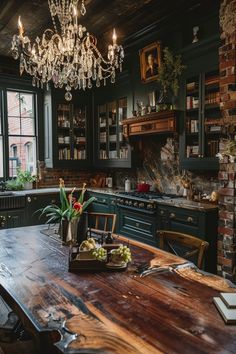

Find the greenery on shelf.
[
  {"left": 5, "top": 179, "right": 24, "bottom": 191},
  {"left": 16, "top": 169, "right": 37, "bottom": 183},
  {"left": 157, "top": 47, "right": 185, "bottom": 99}
]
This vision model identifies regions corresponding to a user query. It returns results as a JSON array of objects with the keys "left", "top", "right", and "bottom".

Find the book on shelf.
[
  {"left": 220, "top": 293, "right": 236, "bottom": 309},
  {"left": 190, "top": 120, "right": 199, "bottom": 133},
  {"left": 213, "top": 297, "right": 236, "bottom": 324},
  {"left": 186, "top": 96, "right": 199, "bottom": 109},
  {"left": 207, "top": 140, "right": 219, "bottom": 157},
  {"left": 186, "top": 81, "right": 196, "bottom": 91}
]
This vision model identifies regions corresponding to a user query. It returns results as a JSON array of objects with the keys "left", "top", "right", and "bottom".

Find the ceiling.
[{"left": 0, "top": 0, "right": 219, "bottom": 58}]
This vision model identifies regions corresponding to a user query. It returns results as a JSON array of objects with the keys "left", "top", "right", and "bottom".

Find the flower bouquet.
[{"left": 39, "top": 179, "right": 95, "bottom": 244}]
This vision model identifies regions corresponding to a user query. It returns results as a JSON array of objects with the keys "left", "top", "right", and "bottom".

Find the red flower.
[{"left": 73, "top": 202, "right": 82, "bottom": 211}]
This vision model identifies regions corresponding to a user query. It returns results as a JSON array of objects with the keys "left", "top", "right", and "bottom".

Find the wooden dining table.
[{"left": 0, "top": 225, "right": 235, "bottom": 354}]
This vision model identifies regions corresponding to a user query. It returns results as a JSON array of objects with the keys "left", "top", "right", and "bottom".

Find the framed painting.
[{"left": 139, "top": 41, "right": 161, "bottom": 83}]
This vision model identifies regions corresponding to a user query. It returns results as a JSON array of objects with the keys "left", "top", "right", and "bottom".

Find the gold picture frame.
[{"left": 139, "top": 41, "right": 161, "bottom": 83}]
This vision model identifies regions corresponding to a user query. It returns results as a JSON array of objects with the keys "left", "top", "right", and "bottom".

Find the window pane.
[
  {"left": 21, "top": 117, "right": 35, "bottom": 135},
  {"left": 8, "top": 117, "right": 21, "bottom": 135},
  {"left": 0, "top": 137, "right": 3, "bottom": 177},
  {"left": 8, "top": 136, "right": 36, "bottom": 177},
  {"left": 7, "top": 91, "right": 20, "bottom": 117},
  {"left": 20, "top": 93, "right": 33, "bottom": 118}
]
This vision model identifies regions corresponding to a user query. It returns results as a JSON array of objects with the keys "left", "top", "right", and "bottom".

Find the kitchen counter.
[
  {"left": 0, "top": 187, "right": 218, "bottom": 211},
  {"left": 0, "top": 225, "right": 235, "bottom": 354}
]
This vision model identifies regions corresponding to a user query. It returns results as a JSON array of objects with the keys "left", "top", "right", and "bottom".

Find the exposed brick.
[
  {"left": 218, "top": 187, "right": 235, "bottom": 196},
  {"left": 220, "top": 59, "right": 236, "bottom": 70},
  {"left": 218, "top": 171, "right": 229, "bottom": 180},
  {"left": 219, "top": 210, "right": 234, "bottom": 221},
  {"left": 220, "top": 75, "right": 236, "bottom": 85},
  {"left": 218, "top": 226, "right": 234, "bottom": 236}
]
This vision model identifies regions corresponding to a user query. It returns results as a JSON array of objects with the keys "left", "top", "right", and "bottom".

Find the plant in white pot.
[{"left": 16, "top": 169, "right": 37, "bottom": 189}]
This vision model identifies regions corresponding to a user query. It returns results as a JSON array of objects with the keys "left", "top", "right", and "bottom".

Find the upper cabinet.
[
  {"left": 180, "top": 70, "right": 221, "bottom": 170},
  {"left": 95, "top": 96, "right": 131, "bottom": 168},
  {"left": 44, "top": 88, "right": 91, "bottom": 169}
]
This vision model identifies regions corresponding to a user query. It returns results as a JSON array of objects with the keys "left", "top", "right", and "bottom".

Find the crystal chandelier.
[{"left": 11, "top": 0, "right": 124, "bottom": 101}]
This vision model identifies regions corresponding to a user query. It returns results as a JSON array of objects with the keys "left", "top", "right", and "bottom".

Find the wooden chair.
[
  {"left": 87, "top": 212, "right": 117, "bottom": 234},
  {"left": 158, "top": 230, "right": 209, "bottom": 269}
]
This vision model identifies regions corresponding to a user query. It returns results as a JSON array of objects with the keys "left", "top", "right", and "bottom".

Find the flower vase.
[
  {"left": 76, "top": 212, "right": 88, "bottom": 246},
  {"left": 59, "top": 219, "right": 69, "bottom": 244},
  {"left": 66, "top": 217, "right": 79, "bottom": 245}
]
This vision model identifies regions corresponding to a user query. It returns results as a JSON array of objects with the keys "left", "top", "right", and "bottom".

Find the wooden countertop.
[{"left": 0, "top": 225, "right": 235, "bottom": 354}]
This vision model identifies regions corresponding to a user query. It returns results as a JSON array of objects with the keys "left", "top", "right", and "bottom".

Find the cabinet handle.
[
  {"left": 27, "top": 197, "right": 31, "bottom": 203},
  {"left": 136, "top": 222, "right": 140, "bottom": 228},
  {"left": 8, "top": 216, "right": 11, "bottom": 219},
  {"left": 170, "top": 213, "right": 176, "bottom": 219},
  {"left": 51, "top": 199, "right": 56, "bottom": 204},
  {"left": 187, "top": 216, "right": 193, "bottom": 223},
  {"left": 33, "top": 197, "right": 37, "bottom": 201},
  {"left": 111, "top": 200, "right": 115, "bottom": 205}
]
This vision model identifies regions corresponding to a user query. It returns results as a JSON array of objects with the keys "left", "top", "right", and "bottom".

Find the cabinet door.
[
  {"left": 118, "top": 207, "right": 157, "bottom": 246},
  {"left": 7, "top": 210, "right": 25, "bottom": 228},
  {"left": 0, "top": 211, "right": 7, "bottom": 229},
  {"left": 26, "top": 194, "right": 60, "bottom": 225},
  {"left": 95, "top": 96, "right": 131, "bottom": 168}
]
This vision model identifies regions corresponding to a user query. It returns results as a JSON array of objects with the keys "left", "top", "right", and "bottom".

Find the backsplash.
[{"left": 132, "top": 136, "right": 219, "bottom": 196}]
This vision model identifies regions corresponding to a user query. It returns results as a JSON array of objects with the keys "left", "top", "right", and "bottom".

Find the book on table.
[
  {"left": 220, "top": 293, "right": 236, "bottom": 309},
  {"left": 213, "top": 296, "right": 236, "bottom": 324}
]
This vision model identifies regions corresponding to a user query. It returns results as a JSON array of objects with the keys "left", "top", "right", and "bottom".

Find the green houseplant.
[
  {"left": 39, "top": 179, "right": 95, "bottom": 244},
  {"left": 157, "top": 47, "right": 185, "bottom": 107},
  {"left": 16, "top": 169, "right": 37, "bottom": 189}
]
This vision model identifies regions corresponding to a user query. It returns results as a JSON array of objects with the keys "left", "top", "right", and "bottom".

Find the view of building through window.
[{"left": 7, "top": 91, "right": 37, "bottom": 177}]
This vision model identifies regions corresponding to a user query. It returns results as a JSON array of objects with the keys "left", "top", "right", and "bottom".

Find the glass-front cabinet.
[
  {"left": 181, "top": 69, "right": 222, "bottom": 170},
  {"left": 57, "top": 104, "right": 87, "bottom": 162},
  {"left": 96, "top": 96, "right": 130, "bottom": 167},
  {"left": 44, "top": 88, "right": 91, "bottom": 169}
]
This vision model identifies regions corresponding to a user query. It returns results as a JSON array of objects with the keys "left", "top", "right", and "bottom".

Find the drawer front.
[{"left": 118, "top": 207, "right": 157, "bottom": 246}]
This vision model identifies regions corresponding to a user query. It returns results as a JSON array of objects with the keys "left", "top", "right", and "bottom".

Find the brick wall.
[{"left": 218, "top": 0, "right": 236, "bottom": 281}]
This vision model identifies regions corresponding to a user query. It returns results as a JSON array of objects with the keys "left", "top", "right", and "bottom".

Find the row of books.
[
  {"left": 58, "top": 148, "right": 86, "bottom": 160},
  {"left": 186, "top": 96, "right": 199, "bottom": 109},
  {"left": 207, "top": 140, "right": 219, "bottom": 157},
  {"left": 205, "top": 92, "right": 220, "bottom": 105},
  {"left": 186, "top": 145, "right": 199, "bottom": 158},
  {"left": 214, "top": 293, "right": 236, "bottom": 324},
  {"left": 186, "top": 119, "right": 199, "bottom": 133}
]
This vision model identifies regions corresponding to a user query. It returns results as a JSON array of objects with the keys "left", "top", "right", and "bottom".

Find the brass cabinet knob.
[
  {"left": 187, "top": 216, "right": 193, "bottom": 223},
  {"left": 170, "top": 212, "right": 176, "bottom": 219},
  {"left": 27, "top": 197, "right": 31, "bottom": 203}
]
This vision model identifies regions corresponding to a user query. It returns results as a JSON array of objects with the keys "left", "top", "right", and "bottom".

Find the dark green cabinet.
[
  {"left": 157, "top": 203, "right": 218, "bottom": 273},
  {"left": 44, "top": 88, "right": 92, "bottom": 169},
  {"left": 180, "top": 37, "right": 221, "bottom": 171},
  {"left": 26, "top": 193, "right": 60, "bottom": 226},
  {"left": 0, "top": 209, "right": 25, "bottom": 229},
  {"left": 117, "top": 207, "right": 157, "bottom": 246}
]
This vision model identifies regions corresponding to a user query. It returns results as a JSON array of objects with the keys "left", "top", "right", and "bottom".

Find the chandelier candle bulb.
[
  {"left": 112, "top": 28, "right": 117, "bottom": 45},
  {"left": 18, "top": 16, "right": 24, "bottom": 38}
]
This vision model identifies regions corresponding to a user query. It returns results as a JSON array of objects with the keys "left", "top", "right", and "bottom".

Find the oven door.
[{"left": 117, "top": 204, "right": 157, "bottom": 246}]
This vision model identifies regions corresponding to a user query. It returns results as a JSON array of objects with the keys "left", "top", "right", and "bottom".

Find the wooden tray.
[{"left": 69, "top": 244, "right": 127, "bottom": 272}]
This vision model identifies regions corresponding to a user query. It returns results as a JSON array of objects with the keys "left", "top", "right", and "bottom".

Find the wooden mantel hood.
[{"left": 122, "top": 110, "right": 179, "bottom": 137}]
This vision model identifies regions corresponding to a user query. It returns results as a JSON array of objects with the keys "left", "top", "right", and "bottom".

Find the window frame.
[{"left": 0, "top": 77, "right": 43, "bottom": 181}]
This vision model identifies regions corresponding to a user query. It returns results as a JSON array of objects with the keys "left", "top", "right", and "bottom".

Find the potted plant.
[
  {"left": 157, "top": 47, "right": 185, "bottom": 109},
  {"left": 16, "top": 169, "right": 37, "bottom": 189},
  {"left": 5, "top": 178, "right": 24, "bottom": 191},
  {"left": 39, "top": 179, "right": 95, "bottom": 244}
]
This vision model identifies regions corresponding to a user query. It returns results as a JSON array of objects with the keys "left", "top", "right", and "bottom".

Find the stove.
[{"left": 116, "top": 191, "right": 179, "bottom": 213}]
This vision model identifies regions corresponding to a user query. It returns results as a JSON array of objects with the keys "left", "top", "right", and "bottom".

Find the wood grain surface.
[{"left": 0, "top": 226, "right": 235, "bottom": 354}]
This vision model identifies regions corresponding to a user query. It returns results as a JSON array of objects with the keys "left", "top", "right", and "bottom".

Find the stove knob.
[
  {"left": 147, "top": 204, "right": 154, "bottom": 209},
  {"left": 128, "top": 200, "right": 133, "bottom": 206},
  {"left": 133, "top": 202, "right": 138, "bottom": 207},
  {"left": 125, "top": 200, "right": 129, "bottom": 205},
  {"left": 139, "top": 202, "right": 145, "bottom": 208}
]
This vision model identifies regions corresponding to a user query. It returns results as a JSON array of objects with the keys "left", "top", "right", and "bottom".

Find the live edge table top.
[{"left": 0, "top": 225, "right": 235, "bottom": 354}]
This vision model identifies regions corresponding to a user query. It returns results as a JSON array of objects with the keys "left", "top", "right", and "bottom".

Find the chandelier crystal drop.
[{"left": 11, "top": 0, "right": 124, "bottom": 101}]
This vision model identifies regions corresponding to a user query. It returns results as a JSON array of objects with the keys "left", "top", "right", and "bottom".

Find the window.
[
  {"left": 0, "top": 95, "right": 3, "bottom": 178},
  {"left": 7, "top": 91, "right": 37, "bottom": 177}
]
